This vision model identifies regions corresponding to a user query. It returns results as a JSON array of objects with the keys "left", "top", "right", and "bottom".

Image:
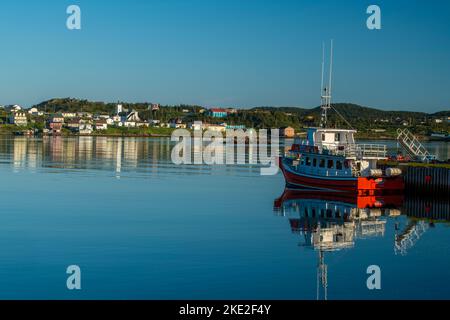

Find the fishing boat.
[{"left": 280, "top": 41, "right": 404, "bottom": 195}]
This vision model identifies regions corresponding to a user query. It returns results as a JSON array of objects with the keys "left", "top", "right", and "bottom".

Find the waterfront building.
[
  {"left": 8, "top": 111, "right": 28, "bottom": 126},
  {"left": 49, "top": 122, "right": 63, "bottom": 135},
  {"left": 28, "top": 107, "right": 44, "bottom": 116},
  {"left": 112, "top": 115, "right": 121, "bottom": 124},
  {"left": 50, "top": 115, "right": 65, "bottom": 123},
  {"left": 209, "top": 108, "right": 229, "bottom": 118},
  {"left": 169, "top": 123, "right": 187, "bottom": 129},
  {"left": 189, "top": 122, "right": 203, "bottom": 131},
  {"left": 66, "top": 118, "right": 82, "bottom": 131},
  {"left": 61, "top": 112, "right": 77, "bottom": 118},
  {"left": 123, "top": 120, "right": 136, "bottom": 128},
  {"left": 205, "top": 123, "right": 227, "bottom": 132},
  {"left": 95, "top": 120, "right": 108, "bottom": 131},
  {"left": 79, "top": 123, "right": 93, "bottom": 135},
  {"left": 226, "top": 124, "right": 246, "bottom": 130},
  {"left": 280, "top": 126, "right": 295, "bottom": 138},
  {"left": 135, "top": 121, "right": 149, "bottom": 128},
  {"left": 116, "top": 104, "right": 123, "bottom": 114},
  {"left": 127, "top": 110, "right": 141, "bottom": 122},
  {"left": 47, "top": 115, "right": 64, "bottom": 135},
  {"left": 169, "top": 118, "right": 186, "bottom": 129},
  {"left": 76, "top": 112, "right": 93, "bottom": 119}
]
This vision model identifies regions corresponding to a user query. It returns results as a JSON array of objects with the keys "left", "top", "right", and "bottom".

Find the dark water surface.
[{"left": 0, "top": 136, "right": 448, "bottom": 299}]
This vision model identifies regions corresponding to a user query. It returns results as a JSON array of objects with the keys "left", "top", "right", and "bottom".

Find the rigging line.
[{"left": 330, "top": 105, "right": 355, "bottom": 130}]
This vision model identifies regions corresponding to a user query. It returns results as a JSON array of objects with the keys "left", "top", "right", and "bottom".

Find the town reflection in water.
[
  {"left": 0, "top": 136, "right": 269, "bottom": 177},
  {"left": 274, "top": 189, "right": 450, "bottom": 300},
  {"left": 1, "top": 136, "right": 173, "bottom": 176}
]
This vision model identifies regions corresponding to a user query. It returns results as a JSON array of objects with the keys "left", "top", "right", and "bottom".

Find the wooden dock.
[
  {"left": 403, "top": 195, "right": 450, "bottom": 222},
  {"left": 379, "top": 161, "right": 450, "bottom": 195}
]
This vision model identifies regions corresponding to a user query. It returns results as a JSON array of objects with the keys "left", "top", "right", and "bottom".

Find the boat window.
[
  {"left": 335, "top": 133, "right": 341, "bottom": 142},
  {"left": 326, "top": 209, "right": 333, "bottom": 218},
  {"left": 321, "top": 133, "right": 326, "bottom": 141},
  {"left": 327, "top": 159, "right": 334, "bottom": 169},
  {"left": 301, "top": 158, "right": 305, "bottom": 166},
  {"left": 336, "top": 160, "right": 343, "bottom": 170},
  {"left": 306, "top": 157, "right": 311, "bottom": 166},
  {"left": 344, "top": 160, "right": 350, "bottom": 169},
  {"left": 313, "top": 158, "right": 317, "bottom": 167},
  {"left": 319, "top": 159, "right": 325, "bottom": 168}
]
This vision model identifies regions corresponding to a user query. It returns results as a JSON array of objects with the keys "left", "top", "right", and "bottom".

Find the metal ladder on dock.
[
  {"left": 396, "top": 128, "right": 433, "bottom": 161},
  {"left": 394, "top": 221, "right": 429, "bottom": 256}
]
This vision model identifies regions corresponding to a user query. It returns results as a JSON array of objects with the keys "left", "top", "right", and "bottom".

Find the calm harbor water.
[{"left": 0, "top": 136, "right": 449, "bottom": 299}]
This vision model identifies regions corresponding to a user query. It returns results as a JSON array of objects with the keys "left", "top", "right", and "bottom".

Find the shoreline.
[{"left": 1, "top": 131, "right": 449, "bottom": 142}]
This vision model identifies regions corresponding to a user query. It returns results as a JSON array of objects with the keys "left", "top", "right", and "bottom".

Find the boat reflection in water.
[{"left": 274, "top": 188, "right": 449, "bottom": 300}]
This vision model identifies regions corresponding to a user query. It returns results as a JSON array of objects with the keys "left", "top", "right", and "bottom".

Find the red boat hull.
[
  {"left": 279, "top": 157, "right": 404, "bottom": 195},
  {"left": 274, "top": 188, "right": 404, "bottom": 210}
]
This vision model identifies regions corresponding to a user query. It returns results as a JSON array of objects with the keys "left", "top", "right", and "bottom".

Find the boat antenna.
[
  {"left": 320, "top": 42, "right": 325, "bottom": 101},
  {"left": 319, "top": 41, "right": 355, "bottom": 130},
  {"left": 320, "top": 40, "right": 333, "bottom": 128}
]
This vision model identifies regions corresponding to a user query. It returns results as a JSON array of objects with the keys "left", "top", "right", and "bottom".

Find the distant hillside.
[
  {"left": 32, "top": 99, "right": 447, "bottom": 118},
  {"left": 432, "top": 110, "right": 450, "bottom": 117},
  {"left": 28, "top": 98, "right": 448, "bottom": 133},
  {"left": 252, "top": 103, "right": 430, "bottom": 119}
]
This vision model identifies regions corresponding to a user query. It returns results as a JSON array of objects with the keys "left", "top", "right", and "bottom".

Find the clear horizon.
[{"left": 0, "top": 0, "right": 449, "bottom": 112}]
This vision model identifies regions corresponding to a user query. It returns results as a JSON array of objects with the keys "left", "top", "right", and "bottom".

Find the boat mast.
[
  {"left": 320, "top": 40, "right": 333, "bottom": 128},
  {"left": 316, "top": 249, "right": 328, "bottom": 300}
]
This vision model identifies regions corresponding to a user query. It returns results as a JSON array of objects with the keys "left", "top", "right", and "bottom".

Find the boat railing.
[{"left": 331, "top": 144, "right": 387, "bottom": 158}]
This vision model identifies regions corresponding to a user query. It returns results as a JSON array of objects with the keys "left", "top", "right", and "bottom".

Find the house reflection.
[{"left": 1, "top": 136, "right": 174, "bottom": 174}]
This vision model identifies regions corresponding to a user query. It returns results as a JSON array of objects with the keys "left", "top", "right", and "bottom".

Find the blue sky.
[{"left": 0, "top": 0, "right": 449, "bottom": 112}]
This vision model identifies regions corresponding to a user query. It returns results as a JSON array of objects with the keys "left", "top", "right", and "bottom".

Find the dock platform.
[{"left": 378, "top": 161, "right": 450, "bottom": 195}]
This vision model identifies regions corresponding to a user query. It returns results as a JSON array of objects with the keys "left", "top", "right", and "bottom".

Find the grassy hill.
[{"left": 28, "top": 98, "right": 448, "bottom": 138}]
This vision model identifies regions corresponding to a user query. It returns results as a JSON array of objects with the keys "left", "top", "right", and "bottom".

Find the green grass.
[{"left": 92, "top": 126, "right": 177, "bottom": 137}]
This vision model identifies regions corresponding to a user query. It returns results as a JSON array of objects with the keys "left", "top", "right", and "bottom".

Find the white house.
[
  {"left": 9, "top": 111, "right": 28, "bottom": 126},
  {"left": 79, "top": 123, "right": 93, "bottom": 135},
  {"left": 95, "top": 120, "right": 108, "bottom": 131},
  {"left": 112, "top": 115, "right": 121, "bottom": 123},
  {"left": 135, "top": 121, "right": 149, "bottom": 127},
  {"left": 189, "top": 121, "right": 203, "bottom": 131},
  {"left": 61, "top": 112, "right": 77, "bottom": 118},
  {"left": 120, "top": 110, "right": 141, "bottom": 127},
  {"left": 126, "top": 110, "right": 141, "bottom": 122},
  {"left": 28, "top": 107, "right": 39, "bottom": 115},
  {"left": 205, "top": 124, "right": 226, "bottom": 132},
  {"left": 77, "top": 112, "right": 93, "bottom": 119}
]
